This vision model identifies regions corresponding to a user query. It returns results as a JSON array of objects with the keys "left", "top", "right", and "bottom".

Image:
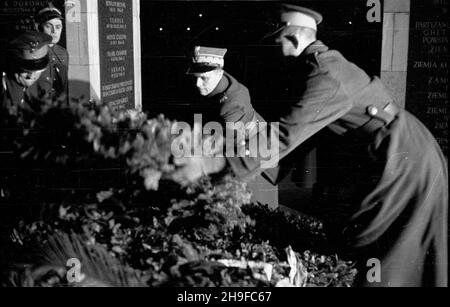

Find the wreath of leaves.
[{"left": 0, "top": 97, "right": 356, "bottom": 287}]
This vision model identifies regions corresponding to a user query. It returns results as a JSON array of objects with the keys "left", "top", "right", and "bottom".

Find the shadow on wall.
[{"left": 68, "top": 79, "right": 100, "bottom": 103}]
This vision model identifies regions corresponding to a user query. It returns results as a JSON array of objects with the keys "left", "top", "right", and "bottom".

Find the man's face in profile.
[{"left": 192, "top": 69, "right": 223, "bottom": 96}]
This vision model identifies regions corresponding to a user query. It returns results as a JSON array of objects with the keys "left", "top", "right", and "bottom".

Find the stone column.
[
  {"left": 65, "top": 0, "right": 100, "bottom": 102},
  {"left": 65, "top": 0, "right": 141, "bottom": 111},
  {"left": 380, "top": 0, "right": 411, "bottom": 108},
  {"left": 132, "top": 1, "right": 142, "bottom": 111}
]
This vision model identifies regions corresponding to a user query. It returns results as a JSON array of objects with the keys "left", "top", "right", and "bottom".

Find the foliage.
[{"left": 0, "top": 97, "right": 357, "bottom": 287}]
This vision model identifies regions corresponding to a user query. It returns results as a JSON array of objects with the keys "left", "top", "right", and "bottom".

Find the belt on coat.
[{"left": 359, "top": 102, "right": 400, "bottom": 134}]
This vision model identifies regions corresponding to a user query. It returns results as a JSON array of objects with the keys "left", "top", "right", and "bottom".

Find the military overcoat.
[{"left": 228, "top": 41, "right": 448, "bottom": 286}]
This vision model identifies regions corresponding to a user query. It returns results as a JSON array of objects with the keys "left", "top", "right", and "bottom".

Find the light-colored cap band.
[
  {"left": 281, "top": 11, "right": 318, "bottom": 30},
  {"left": 192, "top": 56, "right": 225, "bottom": 68},
  {"left": 190, "top": 46, "right": 227, "bottom": 69}
]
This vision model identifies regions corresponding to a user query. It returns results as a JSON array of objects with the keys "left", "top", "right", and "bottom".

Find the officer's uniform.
[
  {"left": 34, "top": 44, "right": 69, "bottom": 100},
  {"left": 1, "top": 31, "right": 52, "bottom": 202},
  {"left": 206, "top": 71, "right": 256, "bottom": 127},
  {"left": 188, "top": 46, "right": 279, "bottom": 208},
  {"left": 32, "top": 5, "right": 69, "bottom": 100},
  {"left": 2, "top": 72, "right": 32, "bottom": 108},
  {"left": 228, "top": 6, "right": 448, "bottom": 287},
  {"left": 1, "top": 32, "right": 52, "bottom": 110}
]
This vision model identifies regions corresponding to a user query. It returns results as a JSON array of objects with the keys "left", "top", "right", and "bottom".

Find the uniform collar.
[
  {"left": 301, "top": 40, "right": 329, "bottom": 57},
  {"left": 207, "top": 72, "right": 230, "bottom": 98}
]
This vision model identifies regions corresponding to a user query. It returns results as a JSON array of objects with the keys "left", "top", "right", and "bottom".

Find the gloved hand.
[
  {"left": 169, "top": 122, "right": 226, "bottom": 186},
  {"left": 171, "top": 154, "right": 226, "bottom": 186}
]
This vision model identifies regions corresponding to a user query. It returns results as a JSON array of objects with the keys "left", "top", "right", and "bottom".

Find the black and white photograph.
[{"left": 0, "top": 0, "right": 448, "bottom": 291}]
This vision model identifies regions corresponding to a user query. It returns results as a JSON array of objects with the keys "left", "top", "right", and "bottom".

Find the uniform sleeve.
[
  {"left": 220, "top": 87, "right": 254, "bottom": 124},
  {"left": 227, "top": 68, "right": 352, "bottom": 181},
  {"left": 61, "top": 48, "right": 69, "bottom": 94},
  {"left": 219, "top": 85, "right": 259, "bottom": 157}
]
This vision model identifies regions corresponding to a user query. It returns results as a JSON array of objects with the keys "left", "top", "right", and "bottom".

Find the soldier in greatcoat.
[{"left": 172, "top": 5, "right": 448, "bottom": 287}]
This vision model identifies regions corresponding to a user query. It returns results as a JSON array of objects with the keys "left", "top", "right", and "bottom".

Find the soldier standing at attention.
[
  {"left": 34, "top": 4, "right": 69, "bottom": 100},
  {"left": 172, "top": 5, "right": 448, "bottom": 287},
  {"left": 186, "top": 46, "right": 279, "bottom": 208}
]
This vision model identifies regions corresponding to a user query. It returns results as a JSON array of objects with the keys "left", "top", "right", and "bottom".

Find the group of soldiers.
[
  {"left": 0, "top": 3, "right": 447, "bottom": 287},
  {"left": 0, "top": 4, "right": 68, "bottom": 110},
  {"left": 175, "top": 4, "right": 448, "bottom": 287}
]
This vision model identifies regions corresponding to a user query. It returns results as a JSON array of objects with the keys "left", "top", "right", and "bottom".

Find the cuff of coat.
[{"left": 226, "top": 156, "right": 262, "bottom": 182}]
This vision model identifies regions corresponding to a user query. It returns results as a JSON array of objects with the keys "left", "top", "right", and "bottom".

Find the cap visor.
[
  {"left": 261, "top": 25, "right": 287, "bottom": 41},
  {"left": 186, "top": 65, "right": 218, "bottom": 74},
  {"left": 15, "top": 56, "right": 49, "bottom": 72}
]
